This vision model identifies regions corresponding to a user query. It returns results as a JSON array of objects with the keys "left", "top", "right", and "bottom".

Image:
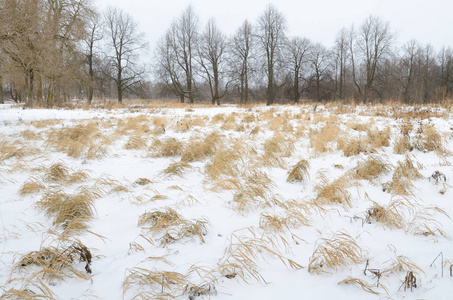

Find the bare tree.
[
  {"left": 257, "top": 4, "right": 287, "bottom": 105},
  {"left": 398, "top": 40, "right": 421, "bottom": 103},
  {"left": 286, "top": 36, "right": 311, "bottom": 103},
  {"left": 197, "top": 19, "right": 228, "bottom": 105},
  {"left": 231, "top": 20, "right": 254, "bottom": 104},
  {"left": 334, "top": 28, "right": 349, "bottom": 100},
  {"left": 310, "top": 43, "right": 331, "bottom": 101},
  {"left": 104, "top": 7, "right": 148, "bottom": 103},
  {"left": 354, "top": 16, "right": 395, "bottom": 101},
  {"left": 85, "top": 12, "right": 103, "bottom": 105},
  {"left": 438, "top": 46, "right": 453, "bottom": 96}
]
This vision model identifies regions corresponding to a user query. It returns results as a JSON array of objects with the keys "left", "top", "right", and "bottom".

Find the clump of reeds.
[
  {"left": 383, "top": 155, "right": 422, "bottom": 196},
  {"left": 338, "top": 136, "right": 369, "bottom": 157},
  {"left": 413, "top": 123, "right": 448, "bottom": 155},
  {"left": 367, "top": 127, "right": 391, "bottom": 149},
  {"left": 218, "top": 228, "right": 302, "bottom": 284},
  {"left": 286, "top": 159, "right": 310, "bottom": 183},
  {"left": 138, "top": 207, "right": 209, "bottom": 245},
  {"left": 309, "top": 121, "right": 341, "bottom": 153},
  {"left": 180, "top": 132, "right": 222, "bottom": 162},
  {"left": 232, "top": 170, "right": 276, "bottom": 214},
  {"left": 352, "top": 155, "right": 391, "bottom": 183},
  {"left": 308, "top": 231, "right": 363, "bottom": 274},
  {"left": 314, "top": 172, "right": 352, "bottom": 207},
  {"left": 43, "top": 163, "right": 90, "bottom": 184},
  {"left": 149, "top": 137, "right": 184, "bottom": 157},
  {"left": 162, "top": 161, "right": 193, "bottom": 177},
  {"left": 17, "top": 240, "right": 93, "bottom": 282},
  {"left": 124, "top": 135, "right": 149, "bottom": 150}
]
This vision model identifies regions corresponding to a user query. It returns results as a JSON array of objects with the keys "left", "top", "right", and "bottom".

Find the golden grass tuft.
[
  {"left": 383, "top": 155, "right": 422, "bottom": 195},
  {"left": 264, "top": 134, "right": 294, "bottom": 158},
  {"left": 19, "top": 178, "right": 46, "bottom": 196},
  {"left": 43, "top": 163, "right": 90, "bottom": 184},
  {"left": 286, "top": 159, "right": 310, "bottom": 183},
  {"left": 218, "top": 228, "right": 303, "bottom": 284},
  {"left": 309, "top": 121, "right": 341, "bottom": 153},
  {"left": 259, "top": 209, "right": 310, "bottom": 232},
  {"left": 352, "top": 155, "right": 391, "bottom": 182},
  {"left": 314, "top": 172, "right": 351, "bottom": 207},
  {"left": 365, "top": 200, "right": 406, "bottom": 229},
  {"left": 29, "top": 119, "right": 62, "bottom": 128},
  {"left": 180, "top": 132, "right": 222, "bottom": 162},
  {"left": 161, "top": 161, "right": 193, "bottom": 177},
  {"left": 338, "top": 277, "right": 380, "bottom": 295},
  {"left": 124, "top": 135, "right": 149, "bottom": 150},
  {"left": 413, "top": 123, "right": 449, "bottom": 155},
  {"left": 308, "top": 231, "right": 363, "bottom": 274},
  {"left": 17, "top": 240, "right": 93, "bottom": 282},
  {"left": 367, "top": 127, "right": 390, "bottom": 149},
  {"left": 338, "top": 136, "right": 369, "bottom": 157},
  {"left": 20, "top": 129, "right": 41, "bottom": 140},
  {"left": 149, "top": 137, "right": 184, "bottom": 157},
  {"left": 138, "top": 207, "right": 209, "bottom": 245}
]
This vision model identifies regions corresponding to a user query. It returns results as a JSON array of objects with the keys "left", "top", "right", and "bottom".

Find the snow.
[{"left": 0, "top": 103, "right": 453, "bottom": 299}]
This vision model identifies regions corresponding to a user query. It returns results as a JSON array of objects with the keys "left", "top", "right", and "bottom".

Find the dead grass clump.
[
  {"left": 211, "top": 113, "right": 225, "bottom": 124},
  {"left": 338, "top": 136, "right": 369, "bottom": 157},
  {"left": 20, "top": 129, "right": 41, "bottom": 140},
  {"left": 353, "top": 155, "right": 391, "bottom": 182},
  {"left": 408, "top": 206, "right": 450, "bottom": 237},
  {"left": 413, "top": 123, "right": 448, "bottom": 155},
  {"left": 0, "top": 141, "right": 27, "bottom": 161},
  {"left": 29, "top": 119, "right": 62, "bottom": 128},
  {"left": 232, "top": 170, "right": 276, "bottom": 213},
  {"left": 123, "top": 268, "right": 188, "bottom": 299},
  {"left": 309, "top": 121, "right": 341, "bottom": 153},
  {"left": 338, "top": 277, "right": 380, "bottom": 295},
  {"left": 37, "top": 187, "right": 101, "bottom": 234},
  {"left": 204, "top": 147, "right": 243, "bottom": 181},
  {"left": 218, "top": 228, "right": 302, "bottom": 284},
  {"left": 117, "top": 115, "right": 151, "bottom": 134},
  {"left": 149, "top": 137, "right": 184, "bottom": 157},
  {"left": 286, "top": 159, "right": 310, "bottom": 183},
  {"left": 46, "top": 122, "right": 108, "bottom": 158},
  {"left": 17, "top": 240, "right": 92, "bottom": 282},
  {"left": 383, "top": 155, "right": 422, "bottom": 196},
  {"left": 367, "top": 127, "right": 390, "bottom": 149},
  {"left": 259, "top": 209, "right": 310, "bottom": 232},
  {"left": 19, "top": 178, "right": 46, "bottom": 196},
  {"left": 181, "top": 133, "right": 222, "bottom": 162},
  {"left": 308, "top": 231, "right": 363, "bottom": 274},
  {"left": 134, "top": 178, "right": 153, "bottom": 186},
  {"left": 124, "top": 135, "right": 149, "bottom": 150},
  {"left": 162, "top": 161, "right": 193, "bottom": 177},
  {"left": 264, "top": 134, "right": 294, "bottom": 158},
  {"left": 44, "top": 163, "right": 90, "bottom": 184},
  {"left": 365, "top": 200, "right": 406, "bottom": 229},
  {"left": 138, "top": 207, "right": 209, "bottom": 245},
  {"left": 314, "top": 172, "right": 351, "bottom": 207}
]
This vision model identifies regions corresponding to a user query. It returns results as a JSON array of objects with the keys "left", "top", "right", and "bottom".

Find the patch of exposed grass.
[
  {"left": 287, "top": 159, "right": 310, "bottom": 183},
  {"left": 314, "top": 172, "right": 352, "bottom": 207},
  {"left": 352, "top": 155, "right": 391, "bottom": 183},
  {"left": 308, "top": 231, "right": 363, "bottom": 274}
]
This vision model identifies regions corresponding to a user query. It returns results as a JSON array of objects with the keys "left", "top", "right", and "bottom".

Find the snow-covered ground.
[{"left": 0, "top": 103, "right": 452, "bottom": 299}]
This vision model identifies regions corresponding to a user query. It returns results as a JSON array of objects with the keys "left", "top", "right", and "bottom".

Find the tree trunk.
[
  {"left": 294, "top": 69, "right": 299, "bottom": 103},
  {"left": 88, "top": 53, "right": 94, "bottom": 105},
  {"left": 26, "top": 69, "right": 34, "bottom": 108},
  {"left": 267, "top": 65, "right": 274, "bottom": 106},
  {"left": 0, "top": 75, "right": 4, "bottom": 104}
]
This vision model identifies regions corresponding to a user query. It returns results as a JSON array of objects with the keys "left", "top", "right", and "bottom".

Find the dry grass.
[
  {"left": 218, "top": 228, "right": 302, "bottom": 284},
  {"left": 413, "top": 123, "right": 448, "bottom": 155},
  {"left": 308, "top": 231, "right": 364, "bottom": 274},
  {"left": 338, "top": 136, "right": 369, "bottom": 157},
  {"left": 37, "top": 186, "right": 102, "bottom": 235},
  {"left": 259, "top": 208, "right": 310, "bottom": 232},
  {"left": 17, "top": 240, "right": 92, "bottom": 282},
  {"left": 287, "top": 160, "right": 310, "bottom": 183},
  {"left": 232, "top": 170, "right": 276, "bottom": 214},
  {"left": 19, "top": 178, "right": 46, "bottom": 196},
  {"left": 365, "top": 200, "right": 406, "bottom": 230},
  {"left": 46, "top": 122, "right": 109, "bottom": 159},
  {"left": 162, "top": 161, "right": 193, "bottom": 177},
  {"left": 352, "top": 155, "right": 391, "bottom": 182},
  {"left": 123, "top": 268, "right": 189, "bottom": 300},
  {"left": 149, "top": 137, "right": 184, "bottom": 157},
  {"left": 180, "top": 132, "right": 222, "bottom": 162},
  {"left": 338, "top": 277, "right": 380, "bottom": 295},
  {"left": 43, "top": 163, "right": 90, "bottom": 184},
  {"left": 138, "top": 207, "right": 209, "bottom": 245},
  {"left": 124, "top": 135, "right": 149, "bottom": 150},
  {"left": 367, "top": 127, "right": 391, "bottom": 149},
  {"left": 383, "top": 155, "right": 422, "bottom": 196},
  {"left": 309, "top": 121, "right": 341, "bottom": 154},
  {"left": 0, "top": 140, "right": 33, "bottom": 161},
  {"left": 263, "top": 134, "right": 294, "bottom": 158},
  {"left": 314, "top": 172, "right": 352, "bottom": 207},
  {"left": 29, "top": 119, "right": 62, "bottom": 128},
  {"left": 20, "top": 129, "right": 42, "bottom": 140}
]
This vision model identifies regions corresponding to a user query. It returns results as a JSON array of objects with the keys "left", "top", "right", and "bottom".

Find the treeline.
[{"left": 1, "top": 2, "right": 452, "bottom": 106}]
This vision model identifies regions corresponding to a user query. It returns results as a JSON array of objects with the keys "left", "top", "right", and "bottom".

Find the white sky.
[{"left": 95, "top": 0, "right": 453, "bottom": 51}]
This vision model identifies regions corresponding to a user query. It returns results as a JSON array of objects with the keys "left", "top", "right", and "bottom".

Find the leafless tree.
[
  {"left": 257, "top": 4, "right": 287, "bottom": 105},
  {"left": 354, "top": 16, "right": 395, "bottom": 101},
  {"left": 104, "top": 7, "right": 148, "bottom": 103},
  {"left": 197, "top": 19, "right": 228, "bottom": 105},
  {"left": 398, "top": 40, "right": 421, "bottom": 103},
  {"left": 334, "top": 27, "right": 349, "bottom": 100},
  {"left": 438, "top": 46, "right": 453, "bottom": 96},
  {"left": 286, "top": 36, "right": 311, "bottom": 103},
  {"left": 310, "top": 43, "right": 331, "bottom": 101},
  {"left": 84, "top": 12, "right": 103, "bottom": 105},
  {"left": 230, "top": 20, "right": 254, "bottom": 104}
]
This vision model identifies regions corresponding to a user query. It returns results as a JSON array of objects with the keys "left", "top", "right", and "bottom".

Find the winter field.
[{"left": 0, "top": 102, "right": 453, "bottom": 299}]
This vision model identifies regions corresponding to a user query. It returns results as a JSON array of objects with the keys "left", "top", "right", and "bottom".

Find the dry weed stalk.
[
  {"left": 308, "top": 231, "right": 363, "bottom": 274},
  {"left": 338, "top": 277, "right": 380, "bottom": 295}
]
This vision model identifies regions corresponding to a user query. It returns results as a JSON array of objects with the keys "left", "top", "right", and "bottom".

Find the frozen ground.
[{"left": 0, "top": 103, "right": 452, "bottom": 299}]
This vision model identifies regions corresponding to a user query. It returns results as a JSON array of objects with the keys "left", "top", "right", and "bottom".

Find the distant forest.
[{"left": 1, "top": 1, "right": 452, "bottom": 106}]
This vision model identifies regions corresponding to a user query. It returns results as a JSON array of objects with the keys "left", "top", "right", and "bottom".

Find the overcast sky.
[{"left": 95, "top": 0, "right": 453, "bottom": 51}]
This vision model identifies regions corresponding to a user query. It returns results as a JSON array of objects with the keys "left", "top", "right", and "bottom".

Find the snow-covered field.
[{"left": 0, "top": 103, "right": 452, "bottom": 299}]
